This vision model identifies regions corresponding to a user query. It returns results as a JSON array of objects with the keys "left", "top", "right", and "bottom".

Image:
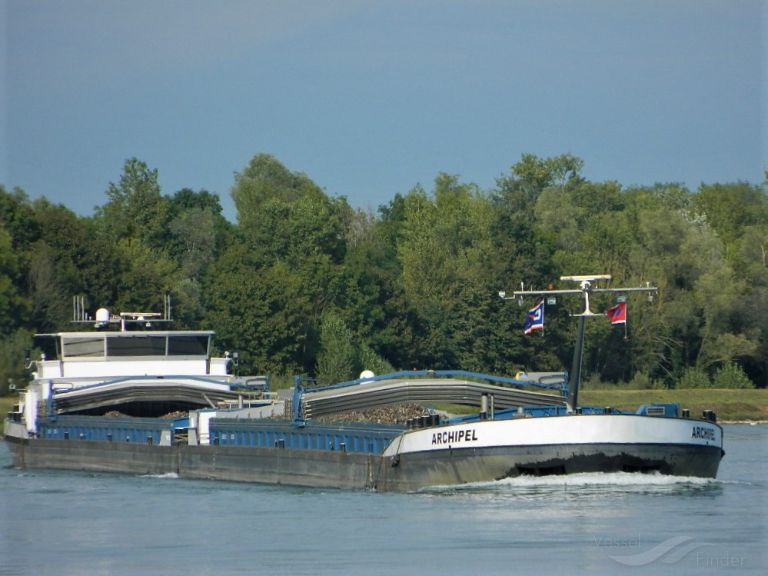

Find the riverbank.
[{"left": 580, "top": 388, "right": 768, "bottom": 422}]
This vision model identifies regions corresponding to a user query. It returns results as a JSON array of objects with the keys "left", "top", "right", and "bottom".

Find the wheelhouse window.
[
  {"left": 107, "top": 335, "right": 167, "bottom": 357},
  {"left": 168, "top": 335, "right": 210, "bottom": 356},
  {"left": 62, "top": 337, "right": 105, "bottom": 358}
]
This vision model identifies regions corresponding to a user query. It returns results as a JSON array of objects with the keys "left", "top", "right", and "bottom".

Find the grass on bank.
[{"left": 580, "top": 388, "right": 768, "bottom": 422}]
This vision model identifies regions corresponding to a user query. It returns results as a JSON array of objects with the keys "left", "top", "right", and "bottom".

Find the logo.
[
  {"left": 605, "top": 535, "right": 745, "bottom": 569},
  {"left": 608, "top": 535, "right": 706, "bottom": 566}
]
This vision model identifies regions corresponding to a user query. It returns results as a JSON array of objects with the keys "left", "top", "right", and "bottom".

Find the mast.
[
  {"left": 569, "top": 315, "right": 587, "bottom": 410},
  {"left": 500, "top": 275, "right": 657, "bottom": 412}
]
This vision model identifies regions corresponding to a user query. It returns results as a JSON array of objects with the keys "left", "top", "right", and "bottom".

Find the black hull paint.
[
  {"left": 377, "top": 443, "right": 723, "bottom": 491},
  {"left": 3, "top": 435, "right": 723, "bottom": 492}
]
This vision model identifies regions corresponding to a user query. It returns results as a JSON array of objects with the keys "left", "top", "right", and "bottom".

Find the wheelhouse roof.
[{"left": 35, "top": 330, "right": 216, "bottom": 338}]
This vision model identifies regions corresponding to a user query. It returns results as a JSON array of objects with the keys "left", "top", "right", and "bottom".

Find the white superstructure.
[{"left": 15, "top": 304, "right": 266, "bottom": 435}]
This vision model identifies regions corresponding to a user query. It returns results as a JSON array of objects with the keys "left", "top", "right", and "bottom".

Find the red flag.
[{"left": 605, "top": 301, "right": 627, "bottom": 325}]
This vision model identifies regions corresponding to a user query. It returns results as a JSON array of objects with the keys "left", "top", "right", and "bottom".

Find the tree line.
[{"left": 1, "top": 153, "right": 766, "bottom": 393}]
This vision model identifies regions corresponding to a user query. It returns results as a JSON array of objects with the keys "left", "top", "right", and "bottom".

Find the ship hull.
[
  {"left": 3, "top": 435, "right": 379, "bottom": 490},
  {"left": 4, "top": 414, "right": 724, "bottom": 492},
  {"left": 375, "top": 442, "right": 723, "bottom": 491},
  {"left": 377, "top": 413, "right": 724, "bottom": 490}
]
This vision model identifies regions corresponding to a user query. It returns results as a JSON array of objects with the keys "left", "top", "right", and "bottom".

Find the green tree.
[
  {"left": 0, "top": 227, "right": 30, "bottom": 335},
  {"left": 4, "top": 152, "right": 766, "bottom": 390},
  {"left": 111, "top": 239, "right": 177, "bottom": 312},
  {"left": 356, "top": 342, "right": 394, "bottom": 376},
  {"left": 0, "top": 329, "right": 33, "bottom": 395},
  {"left": 315, "top": 312, "right": 356, "bottom": 385},
  {"left": 231, "top": 154, "right": 346, "bottom": 266},
  {"left": 0, "top": 187, "right": 40, "bottom": 325},
  {"left": 0, "top": 186, "right": 41, "bottom": 251},
  {"left": 394, "top": 175, "right": 500, "bottom": 369},
  {"left": 339, "top": 194, "right": 413, "bottom": 370},
  {"left": 169, "top": 189, "right": 231, "bottom": 260},
  {"left": 693, "top": 182, "right": 768, "bottom": 247},
  {"left": 97, "top": 158, "right": 171, "bottom": 250},
  {"left": 221, "top": 154, "right": 355, "bottom": 373},
  {"left": 203, "top": 244, "right": 313, "bottom": 375}
]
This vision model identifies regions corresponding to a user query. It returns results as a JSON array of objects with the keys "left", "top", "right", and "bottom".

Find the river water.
[{"left": 0, "top": 424, "right": 765, "bottom": 576}]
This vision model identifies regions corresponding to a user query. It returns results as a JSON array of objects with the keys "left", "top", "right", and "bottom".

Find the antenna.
[
  {"left": 72, "top": 295, "right": 89, "bottom": 322},
  {"left": 163, "top": 293, "right": 172, "bottom": 321},
  {"left": 70, "top": 295, "right": 174, "bottom": 330},
  {"left": 500, "top": 275, "right": 658, "bottom": 412}
]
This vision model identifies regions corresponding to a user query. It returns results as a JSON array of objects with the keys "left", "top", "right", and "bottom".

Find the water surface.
[{"left": 1, "top": 424, "right": 765, "bottom": 575}]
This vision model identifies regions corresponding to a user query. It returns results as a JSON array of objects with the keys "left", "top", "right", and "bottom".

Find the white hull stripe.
[{"left": 384, "top": 415, "right": 722, "bottom": 457}]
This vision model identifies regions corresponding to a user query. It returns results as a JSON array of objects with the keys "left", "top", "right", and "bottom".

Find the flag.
[
  {"left": 605, "top": 301, "right": 627, "bottom": 325},
  {"left": 523, "top": 300, "right": 545, "bottom": 335}
]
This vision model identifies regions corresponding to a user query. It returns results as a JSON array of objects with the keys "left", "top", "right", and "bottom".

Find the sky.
[{"left": 1, "top": 0, "right": 765, "bottom": 222}]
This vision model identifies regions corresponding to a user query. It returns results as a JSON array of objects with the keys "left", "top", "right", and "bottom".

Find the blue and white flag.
[{"left": 523, "top": 300, "right": 545, "bottom": 335}]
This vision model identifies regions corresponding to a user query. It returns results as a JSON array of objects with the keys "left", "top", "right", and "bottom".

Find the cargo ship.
[{"left": 3, "top": 279, "right": 724, "bottom": 491}]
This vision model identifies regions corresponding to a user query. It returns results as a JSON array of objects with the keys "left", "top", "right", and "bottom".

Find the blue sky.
[{"left": 1, "top": 0, "right": 765, "bottom": 221}]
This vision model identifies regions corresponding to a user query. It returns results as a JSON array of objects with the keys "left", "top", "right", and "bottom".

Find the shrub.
[
  {"left": 713, "top": 363, "right": 755, "bottom": 389},
  {"left": 678, "top": 367, "right": 712, "bottom": 389},
  {"left": 627, "top": 371, "right": 647, "bottom": 389}
]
